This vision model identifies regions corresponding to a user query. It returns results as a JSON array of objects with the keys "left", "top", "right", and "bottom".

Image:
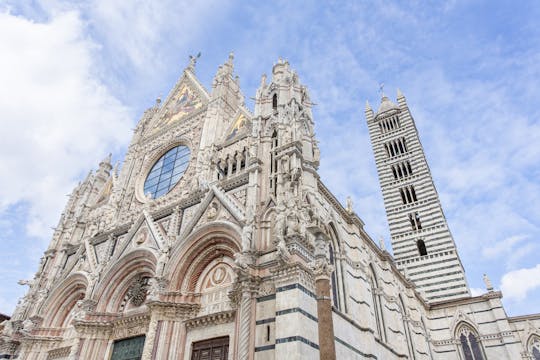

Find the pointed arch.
[
  {"left": 368, "top": 263, "right": 386, "bottom": 341},
  {"left": 93, "top": 249, "right": 157, "bottom": 312},
  {"left": 528, "top": 334, "right": 540, "bottom": 360},
  {"left": 327, "top": 222, "right": 346, "bottom": 312},
  {"left": 455, "top": 322, "right": 486, "bottom": 360},
  {"left": 40, "top": 272, "right": 88, "bottom": 327},
  {"left": 398, "top": 294, "right": 415, "bottom": 359}
]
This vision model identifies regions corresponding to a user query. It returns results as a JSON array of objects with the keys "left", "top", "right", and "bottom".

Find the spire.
[{"left": 397, "top": 88, "right": 404, "bottom": 99}]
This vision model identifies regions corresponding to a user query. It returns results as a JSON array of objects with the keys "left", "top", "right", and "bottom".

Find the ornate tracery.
[{"left": 457, "top": 324, "right": 485, "bottom": 360}]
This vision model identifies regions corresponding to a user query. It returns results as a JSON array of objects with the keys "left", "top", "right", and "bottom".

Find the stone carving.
[
  {"left": 126, "top": 276, "right": 149, "bottom": 307},
  {"left": 483, "top": 273, "right": 494, "bottom": 292},
  {"left": 241, "top": 215, "right": 254, "bottom": 252}
]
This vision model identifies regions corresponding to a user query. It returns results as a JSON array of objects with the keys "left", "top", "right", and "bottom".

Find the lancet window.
[
  {"left": 384, "top": 137, "right": 408, "bottom": 158},
  {"left": 457, "top": 325, "right": 485, "bottom": 360},
  {"left": 378, "top": 115, "right": 401, "bottom": 134},
  {"left": 400, "top": 185, "right": 418, "bottom": 204},
  {"left": 409, "top": 212, "right": 422, "bottom": 230},
  {"left": 391, "top": 160, "right": 413, "bottom": 180}
]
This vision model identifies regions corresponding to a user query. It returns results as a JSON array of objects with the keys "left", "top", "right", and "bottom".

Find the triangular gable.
[
  {"left": 223, "top": 108, "right": 252, "bottom": 143},
  {"left": 179, "top": 184, "right": 246, "bottom": 240},
  {"left": 113, "top": 211, "right": 166, "bottom": 260},
  {"left": 148, "top": 70, "right": 210, "bottom": 134}
]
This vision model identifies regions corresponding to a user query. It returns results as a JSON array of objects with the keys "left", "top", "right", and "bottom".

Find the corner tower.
[{"left": 365, "top": 90, "right": 470, "bottom": 302}]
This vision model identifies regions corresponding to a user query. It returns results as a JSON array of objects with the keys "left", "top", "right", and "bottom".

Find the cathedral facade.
[{"left": 1, "top": 55, "right": 540, "bottom": 360}]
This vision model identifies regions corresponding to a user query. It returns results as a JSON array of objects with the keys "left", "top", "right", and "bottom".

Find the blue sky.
[{"left": 1, "top": 1, "right": 539, "bottom": 317}]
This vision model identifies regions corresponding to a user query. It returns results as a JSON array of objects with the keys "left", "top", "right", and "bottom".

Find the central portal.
[{"left": 190, "top": 336, "right": 229, "bottom": 360}]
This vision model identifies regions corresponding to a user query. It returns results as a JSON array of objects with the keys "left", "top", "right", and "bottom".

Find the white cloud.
[
  {"left": 501, "top": 264, "right": 540, "bottom": 301},
  {"left": 470, "top": 287, "right": 485, "bottom": 297},
  {"left": 0, "top": 10, "right": 133, "bottom": 237},
  {"left": 482, "top": 235, "right": 528, "bottom": 259}
]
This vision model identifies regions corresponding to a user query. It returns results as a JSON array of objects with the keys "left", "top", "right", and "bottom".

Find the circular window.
[{"left": 143, "top": 145, "right": 190, "bottom": 199}]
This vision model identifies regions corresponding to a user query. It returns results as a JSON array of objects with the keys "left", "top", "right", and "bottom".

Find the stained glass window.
[{"left": 143, "top": 146, "right": 190, "bottom": 199}]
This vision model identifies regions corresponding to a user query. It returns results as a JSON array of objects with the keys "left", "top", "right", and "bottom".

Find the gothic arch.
[
  {"left": 398, "top": 294, "right": 415, "bottom": 359},
  {"left": 93, "top": 249, "right": 157, "bottom": 312},
  {"left": 166, "top": 221, "right": 241, "bottom": 293},
  {"left": 40, "top": 272, "right": 88, "bottom": 327},
  {"left": 368, "top": 263, "right": 386, "bottom": 341},
  {"left": 528, "top": 334, "right": 540, "bottom": 360},
  {"left": 327, "top": 222, "right": 346, "bottom": 312},
  {"left": 260, "top": 206, "right": 276, "bottom": 251},
  {"left": 454, "top": 321, "right": 486, "bottom": 360}
]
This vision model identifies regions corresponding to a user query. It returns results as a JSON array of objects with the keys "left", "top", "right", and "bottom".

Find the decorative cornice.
[{"left": 184, "top": 310, "right": 235, "bottom": 329}]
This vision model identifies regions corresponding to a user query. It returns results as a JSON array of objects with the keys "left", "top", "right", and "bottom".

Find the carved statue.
[
  {"left": 483, "top": 273, "right": 494, "bottom": 291},
  {"left": 241, "top": 218, "right": 254, "bottom": 252},
  {"left": 346, "top": 196, "right": 354, "bottom": 214}
]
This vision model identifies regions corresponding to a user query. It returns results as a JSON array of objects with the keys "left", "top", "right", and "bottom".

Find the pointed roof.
[{"left": 376, "top": 95, "right": 399, "bottom": 116}]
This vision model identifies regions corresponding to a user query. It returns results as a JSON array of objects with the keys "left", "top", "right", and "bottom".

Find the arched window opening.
[
  {"left": 329, "top": 243, "right": 340, "bottom": 310},
  {"left": 458, "top": 326, "right": 485, "bottom": 360},
  {"left": 405, "top": 188, "right": 413, "bottom": 203},
  {"left": 410, "top": 186, "right": 417, "bottom": 202},
  {"left": 240, "top": 148, "right": 247, "bottom": 170},
  {"left": 379, "top": 123, "right": 383, "bottom": 133},
  {"left": 402, "top": 138, "right": 408, "bottom": 152},
  {"left": 529, "top": 335, "right": 540, "bottom": 360},
  {"left": 415, "top": 212, "right": 422, "bottom": 229},
  {"left": 369, "top": 264, "right": 386, "bottom": 341},
  {"left": 400, "top": 189, "right": 406, "bottom": 204},
  {"left": 272, "top": 93, "right": 278, "bottom": 110},
  {"left": 397, "top": 166, "right": 403, "bottom": 178},
  {"left": 409, "top": 214, "right": 416, "bottom": 229},
  {"left": 407, "top": 161, "right": 413, "bottom": 175},
  {"left": 384, "top": 144, "right": 390, "bottom": 157},
  {"left": 417, "top": 239, "right": 427, "bottom": 256},
  {"left": 270, "top": 130, "right": 278, "bottom": 196},
  {"left": 392, "top": 166, "right": 398, "bottom": 180},
  {"left": 398, "top": 140, "right": 405, "bottom": 154}
]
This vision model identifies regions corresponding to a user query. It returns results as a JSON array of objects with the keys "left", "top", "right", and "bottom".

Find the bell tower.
[{"left": 365, "top": 89, "right": 470, "bottom": 302}]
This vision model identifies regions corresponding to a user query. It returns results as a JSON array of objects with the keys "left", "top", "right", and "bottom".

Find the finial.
[
  {"left": 260, "top": 73, "right": 267, "bottom": 87},
  {"left": 397, "top": 88, "right": 404, "bottom": 98},
  {"left": 483, "top": 273, "right": 494, "bottom": 292},
  {"left": 228, "top": 51, "right": 234, "bottom": 65},
  {"left": 187, "top": 52, "right": 201, "bottom": 72},
  {"left": 379, "top": 82, "right": 385, "bottom": 98},
  {"left": 365, "top": 100, "right": 372, "bottom": 112},
  {"left": 155, "top": 96, "right": 161, "bottom": 106}
]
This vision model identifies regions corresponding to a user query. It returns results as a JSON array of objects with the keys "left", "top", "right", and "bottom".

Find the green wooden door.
[{"left": 110, "top": 336, "right": 145, "bottom": 360}]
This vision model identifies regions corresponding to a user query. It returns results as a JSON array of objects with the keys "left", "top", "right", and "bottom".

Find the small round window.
[{"left": 143, "top": 145, "right": 190, "bottom": 199}]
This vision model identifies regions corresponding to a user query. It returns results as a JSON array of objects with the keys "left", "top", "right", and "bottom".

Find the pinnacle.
[
  {"left": 365, "top": 100, "right": 372, "bottom": 112},
  {"left": 397, "top": 88, "right": 404, "bottom": 98}
]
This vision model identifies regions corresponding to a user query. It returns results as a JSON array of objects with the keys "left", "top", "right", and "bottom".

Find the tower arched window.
[
  {"left": 417, "top": 239, "right": 427, "bottom": 256},
  {"left": 457, "top": 325, "right": 486, "bottom": 360},
  {"left": 272, "top": 93, "right": 278, "bottom": 110}
]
